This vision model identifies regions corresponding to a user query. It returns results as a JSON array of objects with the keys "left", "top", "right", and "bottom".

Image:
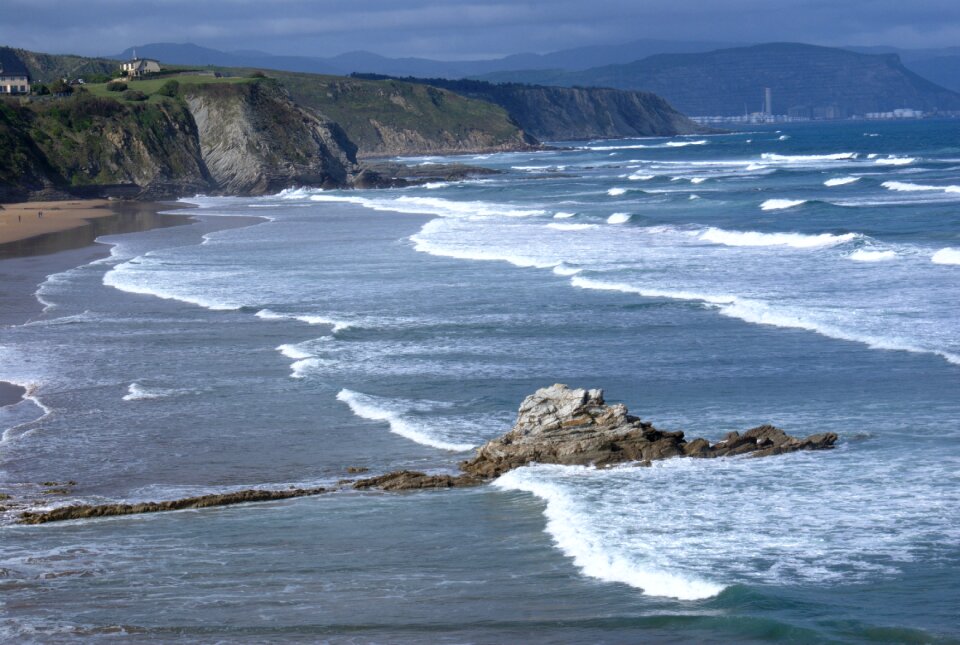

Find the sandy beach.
[{"left": 0, "top": 198, "right": 193, "bottom": 410}]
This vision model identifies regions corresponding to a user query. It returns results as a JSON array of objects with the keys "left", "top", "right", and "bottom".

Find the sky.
[{"left": 2, "top": 0, "right": 959, "bottom": 59}]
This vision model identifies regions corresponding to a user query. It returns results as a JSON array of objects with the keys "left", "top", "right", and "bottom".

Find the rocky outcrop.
[
  {"left": 353, "top": 470, "right": 481, "bottom": 491},
  {"left": 18, "top": 486, "right": 329, "bottom": 525},
  {"left": 184, "top": 81, "right": 357, "bottom": 195},
  {"left": 459, "top": 385, "right": 836, "bottom": 478},
  {"left": 13, "top": 385, "right": 837, "bottom": 522}
]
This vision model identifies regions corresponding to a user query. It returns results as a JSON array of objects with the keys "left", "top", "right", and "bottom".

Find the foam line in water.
[
  {"left": 932, "top": 248, "right": 960, "bottom": 265},
  {"left": 824, "top": 176, "right": 860, "bottom": 187},
  {"left": 875, "top": 156, "right": 915, "bottom": 166},
  {"left": 553, "top": 211, "right": 576, "bottom": 219},
  {"left": 336, "top": 389, "right": 475, "bottom": 452},
  {"left": 665, "top": 139, "right": 708, "bottom": 147},
  {"left": 607, "top": 213, "right": 631, "bottom": 224},
  {"left": 276, "top": 344, "right": 314, "bottom": 360},
  {"left": 493, "top": 467, "right": 725, "bottom": 600},
  {"left": 698, "top": 228, "right": 857, "bottom": 249},
  {"left": 122, "top": 383, "right": 189, "bottom": 401},
  {"left": 760, "top": 152, "right": 857, "bottom": 162},
  {"left": 882, "top": 181, "right": 960, "bottom": 193},
  {"left": 0, "top": 382, "right": 52, "bottom": 446},
  {"left": 607, "top": 188, "right": 627, "bottom": 196},
  {"left": 571, "top": 277, "right": 960, "bottom": 365},
  {"left": 256, "top": 309, "right": 352, "bottom": 333},
  {"left": 760, "top": 199, "right": 807, "bottom": 211},
  {"left": 849, "top": 249, "right": 897, "bottom": 262}
]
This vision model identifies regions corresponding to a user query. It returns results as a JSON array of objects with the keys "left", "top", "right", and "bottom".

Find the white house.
[
  {"left": 121, "top": 54, "right": 161, "bottom": 78},
  {"left": 0, "top": 48, "right": 30, "bottom": 94}
]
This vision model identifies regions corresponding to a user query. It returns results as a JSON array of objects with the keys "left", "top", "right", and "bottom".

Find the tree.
[{"left": 49, "top": 79, "right": 73, "bottom": 95}]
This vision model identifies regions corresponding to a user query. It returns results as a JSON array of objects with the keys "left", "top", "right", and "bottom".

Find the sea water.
[{"left": 1, "top": 120, "right": 959, "bottom": 643}]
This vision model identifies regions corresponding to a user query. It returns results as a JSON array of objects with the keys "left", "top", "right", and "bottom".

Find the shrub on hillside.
[
  {"left": 107, "top": 82, "right": 128, "bottom": 92},
  {"left": 122, "top": 90, "right": 148, "bottom": 101},
  {"left": 157, "top": 80, "right": 180, "bottom": 97}
]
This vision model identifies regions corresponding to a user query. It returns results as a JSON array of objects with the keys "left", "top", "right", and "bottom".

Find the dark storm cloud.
[{"left": 2, "top": 0, "right": 959, "bottom": 58}]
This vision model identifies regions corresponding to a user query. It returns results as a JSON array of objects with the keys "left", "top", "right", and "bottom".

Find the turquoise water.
[{"left": 1, "top": 120, "right": 959, "bottom": 642}]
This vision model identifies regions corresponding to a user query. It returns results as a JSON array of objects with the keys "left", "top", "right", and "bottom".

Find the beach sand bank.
[
  {"left": 0, "top": 199, "right": 191, "bottom": 258},
  {"left": 1, "top": 198, "right": 195, "bottom": 410}
]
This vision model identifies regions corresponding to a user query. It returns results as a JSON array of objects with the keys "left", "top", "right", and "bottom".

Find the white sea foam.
[
  {"left": 122, "top": 383, "right": 189, "bottom": 401},
  {"left": 666, "top": 139, "right": 708, "bottom": 147},
  {"left": 553, "top": 211, "right": 576, "bottom": 219},
  {"left": 875, "top": 156, "right": 915, "bottom": 166},
  {"left": 689, "top": 177, "right": 707, "bottom": 184},
  {"left": 277, "top": 344, "right": 314, "bottom": 360},
  {"left": 607, "top": 188, "right": 627, "bottom": 196},
  {"left": 849, "top": 249, "right": 898, "bottom": 262},
  {"left": 552, "top": 263, "right": 583, "bottom": 276},
  {"left": 778, "top": 135, "right": 790, "bottom": 141},
  {"left": 607, "top": 213, "right": 631, "bottom": 224},
  {"left": 689, "top": 194, "right": 700, "bottom": 200},
  {"left": 310, "top": 193, "right": 547, "bottom": 219},
  {"left": 255, "top": 309, "right": 352, "bottom": 333},
  {"left": 761, "top": 152, "right": 856, "bottom": 162},
  {"left": 291, "top": 358, "right": 320, "bottom": 379},
  {"left": 698, "top": 228, "right": 857, "bottom": 249},
  {"left": 628, "top": 173, "right": 654, "bottom": 181},
  {"left": 493, "top": 467, "right": 725, "bottom": 600},
  {"left": 824, "top": 176, "right": 860, "bottom": 187},
  {"left": 760, "top": 198, "right": 807, "bottom": 211},
  {"left": 745, "top": 163, "right": 766, "bottom": 171},
  {"left": 882, "top": 181, "right": 960, "bottom": 193},
  {"left": 336, "top": 389, "right": 475, "bottom": 452},
  {"left": 932, "top": 248, "right": 960, "bottom": 265}
]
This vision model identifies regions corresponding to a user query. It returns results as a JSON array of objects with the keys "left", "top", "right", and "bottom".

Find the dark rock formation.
[
  {"left": 18, "top": 487, "right": 328, "bottom": 525},
  {"left": 351, "top": 162, "right": 500, "bottom": 188},
  {"left": 14, "top": 385, "right": 837, "bottom": 520},
  {"left": 353, "top": 470, "right": 482, "bottom": 491},
  {"left": 460, "top": 384, "right": 836, "bottom": 478}
]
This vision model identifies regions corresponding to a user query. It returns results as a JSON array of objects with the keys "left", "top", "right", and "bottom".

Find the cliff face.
[
  {"left": 0, "top": 80, "right": 357, "bottom": 201},
  {"left": 275, "top": 73, "right": 537, "bottom": 157},
  {"left": 184, "top": 81, "right": 357, "bottom": 194},
  {"left": 393, "top": 78, "right": 708, "bottom": 139},
  {"left": 0, "top": 95, "right": 210, "bottom": 202}
]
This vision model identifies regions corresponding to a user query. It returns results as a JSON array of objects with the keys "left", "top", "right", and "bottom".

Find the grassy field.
[{"left": 82, "top": 74, "right": 253, "bottom": 102}]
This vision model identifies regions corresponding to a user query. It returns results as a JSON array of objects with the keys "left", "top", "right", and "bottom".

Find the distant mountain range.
[
  {"left": 477, "top": 43, "right": 960, "bottom": 117},
  {"left": 114, "top": 40, "right": 960, "bottom": 94}
]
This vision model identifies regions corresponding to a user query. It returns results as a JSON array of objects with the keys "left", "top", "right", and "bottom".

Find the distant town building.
[
  {"left": 0, "top": 48, "right": 31, "bottom": 95},
  {"left": 121, "top": 53, "right": 161, "bottom": 78},
  {"left": 763, "top": 87, "right": 772, "bottom": 116}
]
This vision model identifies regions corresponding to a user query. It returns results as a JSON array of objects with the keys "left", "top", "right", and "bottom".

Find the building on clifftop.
[
  {"left": 0, "top": 48, "right": 31, "bottom": 94},
  {"left": 121, "top": 52, "right": 161, "bottom": 78}
]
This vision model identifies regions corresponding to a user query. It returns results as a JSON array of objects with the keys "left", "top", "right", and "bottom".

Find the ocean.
[{"left": 1, "top": 120, "right": 959, "bottom": 643}]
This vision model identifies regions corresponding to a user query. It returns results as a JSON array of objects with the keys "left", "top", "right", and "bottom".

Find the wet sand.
[
  {"left": 0, "top": 199, "right": 194, "bottom": 409},
  {"left": 0, "top": 200, "right": 190, "bottom": 259}
]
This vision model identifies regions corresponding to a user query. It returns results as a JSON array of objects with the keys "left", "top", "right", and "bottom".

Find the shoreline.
[{"left": 0, "top": 198, "right": 195, "bottom": 412}]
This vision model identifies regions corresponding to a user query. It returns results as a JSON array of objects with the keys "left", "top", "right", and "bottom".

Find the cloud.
[{"left": 1, "top": 0, "right": 959, "bottom": 58}]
